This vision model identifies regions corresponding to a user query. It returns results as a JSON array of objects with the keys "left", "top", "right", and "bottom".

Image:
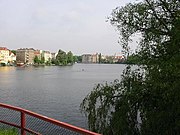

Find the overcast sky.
[{"left": 0, "top": 0, "right": 135, "bottom": 55}]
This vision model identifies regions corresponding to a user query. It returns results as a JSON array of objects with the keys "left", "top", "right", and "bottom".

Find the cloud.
[
  {"left": 65, "top": 10, "right": 81, "bottom": 21},
  {"left": 0, "top": 0, "right": 136, "bottom": 55}
]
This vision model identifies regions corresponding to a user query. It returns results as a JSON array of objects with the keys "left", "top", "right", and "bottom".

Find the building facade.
[
  {"left": 0, "top": 47, "right": 16, "bottom": 65},
  {"left": 42, "top": 51, "right": 52, "bottom": 62},
  {"left": 92, "top": 53, "right": 99, "bottom": 63},
  {"left": 82, "top": 54, "right": 92, "bottom": 63},
  {"left": 16, "top": 48, "right": 35, "bottom": 64},
  {"left": 0, "top": 47, "right": 10, "bottom": 64},
  {"left": 34, "top": 50, "right": 41, "bottom": 60},
  {"left": 82, "top": 53, "right": 99, "bottom": 63}
]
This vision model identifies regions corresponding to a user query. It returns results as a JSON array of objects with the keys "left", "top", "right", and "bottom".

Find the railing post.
[{"left": 21, "top": 112, "right": 26, "bottom": 135}]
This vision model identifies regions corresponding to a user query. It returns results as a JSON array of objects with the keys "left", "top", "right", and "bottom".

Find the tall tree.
[
  {"left": 81, "top": 0, "right": 180, "bottom": 134},
  {"left": 73, "top": 56, "right": 78, "bottom": 63},
  {"left": 34, "top": 55, "right": 40, "bottom": 64},
  {"left": 56, "top": 49, "right": 67, "bottom": 65},
  {"left": 77, "top": 55, "right": 82, "bottom": 63},
  {"left": 40, "top": 57, "right": 45, "bottom": 64},
  {"left": 67, "top": 51, "right": 74, "bottom": 64},
  {"left": 98, "top": 53, "right": 102, "bottom": 63}
]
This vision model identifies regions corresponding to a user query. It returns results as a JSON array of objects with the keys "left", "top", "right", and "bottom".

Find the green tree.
[
  {"left": 77, "top": 55, "right": 82, "bottom": 63},
  {"left": 51, "top": 58, "right": 59, "bottom": 65},
  {"left": 125, "top": 53, "right": 140, "bottom": 64},
  {"left": 34, "top": 55, "right": 40, "bottom": 64},
  {"left": 56, "top": 49, "right": 67, "bottom": 65},
  {"left": 45, "top": 58, "right": 51, "bottom": 65},
  {"left": 107, "top": 56, "right": 114, "bottom": 64},
  {"left": 73, "top": 55, "right": 83, "bottom": 63},
  {"left": 11, "top": 50, "right": 16, "bottom": 55},
  {"left": 98, "top": 53, "right": 102, "bottom": 63},
  {"left": 67, "top": 51, "right": 74, "bottom": 64},
  {"left": 81, "top": 0, "right": 180, "bottom": 135},
  {"left": 40, "top": 57, "right": 45, "bottom": 64},
  {"left": 73, "top": 56, "right": 78, "bottom": 63}
]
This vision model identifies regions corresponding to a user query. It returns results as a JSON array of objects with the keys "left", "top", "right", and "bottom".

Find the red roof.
[
  {"left": 34, "top": 51, "right": 40, "bottom": 55},
  {"left": 115, "top": 56, "right": 124, "bottom": 59},
  {"left": 0, "top": 47, "right": 8, "bottom": 50}
]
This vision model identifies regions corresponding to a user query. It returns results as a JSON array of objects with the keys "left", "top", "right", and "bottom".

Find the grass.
[{"left": 0, "top": 128, "right": 18, "bottom": 135}]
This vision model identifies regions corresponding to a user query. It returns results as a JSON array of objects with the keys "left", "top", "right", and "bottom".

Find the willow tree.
[{"left": 81, "top": 0, "right": 180, "bottom": 135}]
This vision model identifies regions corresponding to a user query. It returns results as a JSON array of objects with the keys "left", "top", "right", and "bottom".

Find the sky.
[{"left": 0, "top": 0, "right": 135, "bottom": 55}]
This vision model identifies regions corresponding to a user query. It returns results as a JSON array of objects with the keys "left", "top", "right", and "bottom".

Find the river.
[{"left": 0, "top": 64, "right": 126, "bottom": 129}]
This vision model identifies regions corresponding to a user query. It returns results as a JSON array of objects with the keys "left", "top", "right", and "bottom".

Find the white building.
[
  {"left": 42, "top": 51, "right": 52, "bottom": 62},
  {"left": 0, "top": 47, "right": 10, "bottom": 64},
  {"left": 0, "top": 47, "right": 16, "bottom": 65},
  {"left": 8, "top": 51, "right": 16, "bottom": 63},
  {"left": 51, "top": 53, "right": 57, "bottom": 59}
]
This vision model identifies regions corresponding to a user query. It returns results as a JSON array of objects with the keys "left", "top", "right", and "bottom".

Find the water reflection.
[{"left": 0, "top": 66, "right": 15, "bottom": 72}]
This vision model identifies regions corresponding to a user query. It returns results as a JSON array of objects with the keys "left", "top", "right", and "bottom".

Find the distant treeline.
[
  {"left": 34, "top": 49, "right": 82, "bottom": 66},
  {"left": 124, "top": 54, "right": 140, "bottom": 64}
]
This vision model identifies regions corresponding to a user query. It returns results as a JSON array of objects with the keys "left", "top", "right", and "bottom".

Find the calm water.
[{"left": 0, "top": 64, "right": 126, "bottom": 129}]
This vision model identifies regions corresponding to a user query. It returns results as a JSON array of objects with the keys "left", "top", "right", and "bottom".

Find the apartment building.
[
  {"left": 0, "top": 47, "right": 16, "bottom": 65},
  {"left": 92, "top": 53, "right": 99, "bottom": 63},
  {"left": 42, "top": 51, "right": 52, "bottom": 62},
  {"left": 0, "top": 52, "right": 2, "bottom": 63},
  {"left": 16, "top": 48, "right": 35, "bottom": 64},
  {"left": 82, "top": 53, "right": 99, "bottom": 63},
  {"left": 34, "top": 50, "right": 42, "bottom": 60},
  {"left": 0, "top": 47, "right": 10, "bottom": 64},
  {"left": 82, "top": 54, "right": 92, "bottom": 63}
]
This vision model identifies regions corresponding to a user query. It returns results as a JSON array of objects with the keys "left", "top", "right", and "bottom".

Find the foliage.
[
  {"left": 67, "top": 51, "right": 74, "bottom": 64},
  {"left": 56, "top": 49, "right": 75, "bottom": 65},
  {"left": 56, "top": 49, "right": 67, "bottom": 65},
  {"left": 77, "top": 55, "right": 82, "bottom": 63},
  {"left": 0, "top": 128, "right": 18, "bottom": 135},
  {"left": 34, "top": 55, "right": 41, "bottom": 64},
  {"left": 51, "top": 58, "right": 59, "bottom": 65},
  {"left": 125, "top": 54, "right": 140, "bottom": 64},
  {"left": 45, "top": 60, "right": 51, "bottom": 65},
  {"left": 98, "top": 53, "right": 102, "bottom": 63},
  {"left": 11, "top": 50, "right": 16, "bottom": 55},
  {"left": 101, "top": 56, "right": 114, "bottom": 64},
  {"left": 40, "top": 56, "right": 45, "bottom": 64},
  {"left": 73, "top": 55, "right": 82, "bottom": 63},
  {"left": 81, "top": 0, "right": 180, "bottom": 135},
  {"left": 34, "top": 55, "right": 46, "bottom": 64},
  {"left": 73, "top": 56, "right": 78, "bottom": 63}
]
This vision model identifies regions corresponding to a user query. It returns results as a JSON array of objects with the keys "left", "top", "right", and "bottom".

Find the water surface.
[{"left": 0, "top": 64, "right": 126, "bottom": 128}]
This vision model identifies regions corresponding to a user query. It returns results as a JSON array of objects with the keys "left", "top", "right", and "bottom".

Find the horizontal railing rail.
[{"left": 0, "top": 103, "right": 100, "bottom": 135}]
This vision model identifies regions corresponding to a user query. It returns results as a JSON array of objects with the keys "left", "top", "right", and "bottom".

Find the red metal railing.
[{"left": 0, "top": 103, "right": 100, "bottom": 135}]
